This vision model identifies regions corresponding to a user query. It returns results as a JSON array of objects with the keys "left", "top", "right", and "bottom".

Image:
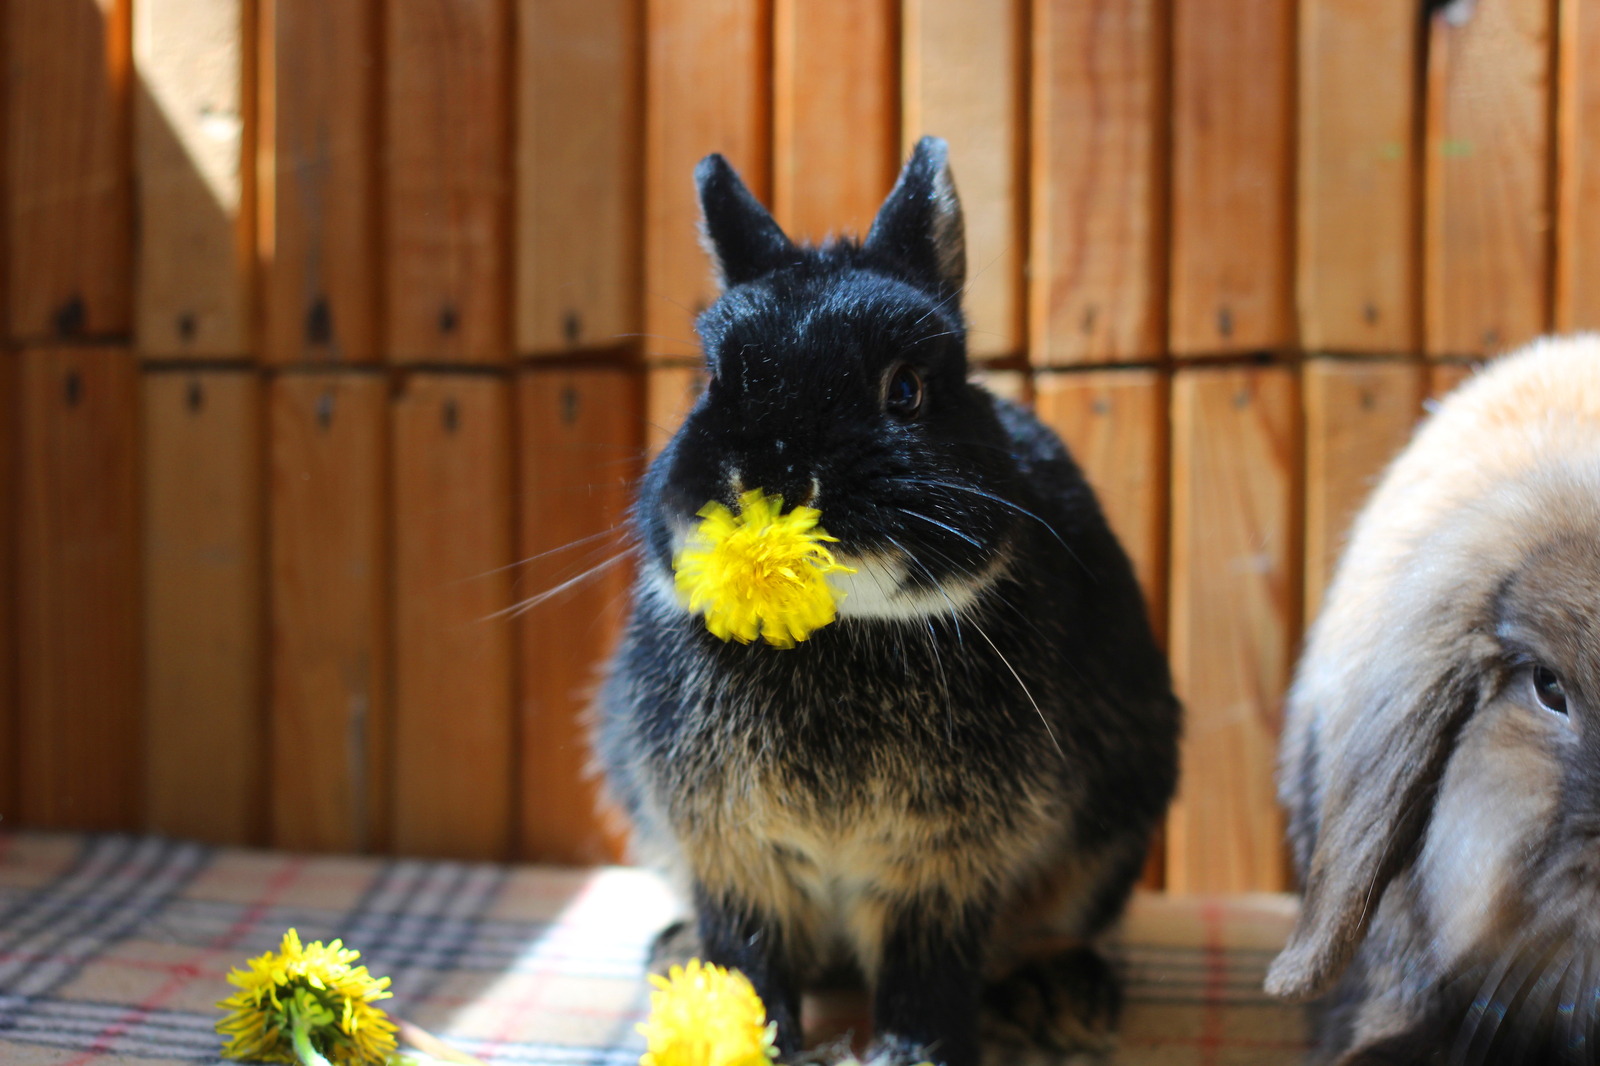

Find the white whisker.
[
  {"left": 487, "top": 551, "right": 632, "bottom": 621},
  {"left": 1455, "top": 929, "right": 1537, "bottom": 1065},
  {"left": 1555, "top": 948, "right": 1588, "bottom": 1060},
  {"left": 467, "top": 525, "right": 632, "bottom": 583},
  {"left": 967, "top": 614, "right": 1063, "bottom": 761},
  {"left": 896, "top": 507, "right": 986, "bottom": 551},
  {"left": 891, "top": 476, "right": 1090, "bottom": 578},
  {"left": 880, "top": 532, "right": 964, "bottom": 650},
  {"left": 1507, "top": 946, "right": 1575, "bottom": 1062}
]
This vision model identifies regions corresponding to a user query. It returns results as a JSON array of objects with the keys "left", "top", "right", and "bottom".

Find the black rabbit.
[{"left": 593, "top": 137, "right": 1179, "bottom": 1066}]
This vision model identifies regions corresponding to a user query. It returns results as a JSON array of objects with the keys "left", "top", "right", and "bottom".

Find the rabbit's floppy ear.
[
  {"left": 1265, "top": 636, "right": 1486, "bottom": 1001},
  {"left": 696, "top": 154, "right": 799, "bottom": 288},
  {"left": 865, "top": 136, "right": 966, "bottom": 298}
]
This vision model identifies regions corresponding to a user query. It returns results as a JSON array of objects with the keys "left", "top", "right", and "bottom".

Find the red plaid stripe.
[{"left": 55, "top": 856, "right": 308, "bottom": 1066}]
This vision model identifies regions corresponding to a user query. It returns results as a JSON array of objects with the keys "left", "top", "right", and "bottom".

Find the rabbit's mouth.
[{"left": 647, "top": 518, "right": 1013, "bottom": 626}]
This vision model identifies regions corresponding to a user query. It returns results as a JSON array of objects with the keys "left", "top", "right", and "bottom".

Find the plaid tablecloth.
[{"left": 0, "top": 833, "right": 1308, "bottom": 1065}]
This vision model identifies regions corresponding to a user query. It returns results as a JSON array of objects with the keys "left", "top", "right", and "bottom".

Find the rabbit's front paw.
[
  {"left": 982, "top": 947, "right": 1120, "bottom": 1058},
  {"left": 646, "top": 919, "right": 702, "bottom": 977},
  {"left": 859, "top": 1034, "right": 942, "bottom": 1066}
]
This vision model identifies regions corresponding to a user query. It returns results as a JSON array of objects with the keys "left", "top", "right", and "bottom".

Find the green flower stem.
[{"left": 289, "top": 1002, "right": 335, "bottom": 1066}]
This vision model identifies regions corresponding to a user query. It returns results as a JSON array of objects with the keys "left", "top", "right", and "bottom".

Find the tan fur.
[
  {"left": 633, "top": 733, "right": 1080, "bottom": 980},
  {"left": 1415, "top": 698, "right": 1563, "bottom": 971},
  {"left": 1268, "top": 336, "right": 1600, "bottom": 1027}
]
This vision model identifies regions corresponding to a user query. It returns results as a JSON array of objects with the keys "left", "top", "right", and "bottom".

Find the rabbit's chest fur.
[{"left": 602, "top": 573, "right": 1104, "bottom": 961}]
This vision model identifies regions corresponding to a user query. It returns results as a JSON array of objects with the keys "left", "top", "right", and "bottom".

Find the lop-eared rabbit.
[{"left": 1269, "top": 337, "right": 1600, "bottom": 1063}]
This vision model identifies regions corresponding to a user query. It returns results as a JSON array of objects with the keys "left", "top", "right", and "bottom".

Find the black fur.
[{"left": 594, "top": 138, "right": 1179, "bottom": 1065}]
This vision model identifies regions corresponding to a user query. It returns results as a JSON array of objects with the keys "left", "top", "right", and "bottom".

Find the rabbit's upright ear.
[
  {"left": 696, "top": 154, "right": 799, "bottom": 288},
  {"left": 865, "top": 136, "right": 966, "bottom": 299},
  {"left": 1265, "top": 651, "right": 1484, "bottom": 1001}
]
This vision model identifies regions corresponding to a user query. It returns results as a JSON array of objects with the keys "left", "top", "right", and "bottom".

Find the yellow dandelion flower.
[
  {"left": 673, "top": 489, "right": 856, "bottom": 648},
  {"left": 637, "top": 960, "right": 778, "bottom": 1066},
  {"left": 216, "top": 928, "right": 397, "bottom": 1066}
]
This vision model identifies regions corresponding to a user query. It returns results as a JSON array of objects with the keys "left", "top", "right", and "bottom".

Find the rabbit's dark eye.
[
  {"left": 885, "top": 364, "right": 924, "bottom": 422},
  {"left": 1533, "top": 665, "right": 1569, "bottom": 715}
]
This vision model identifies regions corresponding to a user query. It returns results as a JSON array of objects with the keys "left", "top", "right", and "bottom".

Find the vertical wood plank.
[
  {"left": 1169, "top": 0, "right": 1294, "bottom": 356},
  {"left": 143, "top": 370, "right": 263, "bottom": 843},
  {"left": 18, "top": 347, "right": 140, "bottom": 829},
  {"left": 8, "top": 0, "right": 133, "bottom": 341},
  {"left": 772, "top": 0, "right": 898, "bottom": 242},
  {"left": 1029, "top": 0, "right": 1166, "bottom": 365},
  {"left": 645, "top": 364, "right": 705, "bottom": 457},
  {"left": 516, "top": 0, "right": 641, "bottom": 355},
  {"left": 643, "top": 0, "right": 770, "bottom": 361},
  {"left": 1424, "top": 0, "right": 1552, "bottom": 358},
  {"left": 387, "top": 0, "right": 510, "bottom": 364},
  {"left": 1167, "top": 364, "right": 1297, "bottom": 892},
  {"left": 1035, "top": 367, "right": 1171, "bottom": 890},
  {"left": 0, "top": 357, "right": 17, "bottom": 822},
  {"left": 1302, "top": 359, "right": 1421, "bottom": 621},
  {"left": 134, "top": 0, "right": 253, "bottom": 357},
  {"left": 269, "top": 373, "right": 388, "bottom": 851},
  {"left": 1556, "top": 0, "right": 1600, "bottom": 331},
  {"left": 516, "top": 366, "right": 642, "bottom": 862},
  {"left": 260, "top": 0, "right": 380, "bottom": 364},
  {"left": 0, "top": 11, "right": 19, "bottom": 816},
  {"left": 1034, "top": 368, "right": 1168, "bottom": 641},
  {"left": 391, "top": 373, "right": 514, "bottom": 859},
  {"left": 0, "top": 0, "right": 8, "bottom": 346},
  {"left": 902, "top": 0, "right": 1026, "bottom": 359},
  {"left": 1297, "top": 0, "right": 1420, "bottom": 352}
]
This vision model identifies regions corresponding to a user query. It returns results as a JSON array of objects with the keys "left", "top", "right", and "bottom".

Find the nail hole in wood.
[
  {"left": 561, "top": 386, "right": 581, "bottom": 425},
  {"left": 63, "top": 370, "right": 82, "bottom": 407},
  {"left": 1363, "top": 302, "right": 1379, "bottom": 325},
  {"left": 307, "top": 297, "right": 332, "bottom": 345},
  {"left": 1233, "top": 389, "right": 1250, "bottom": 409},
  {"left": 442, "top": 397, "right": 460, "bottom": 434},
  {"left": 563, "top": 311, "right": 582, "bottom": 344},
  {"left": 316, "top": 390, "right": 335, "bottom": 429},
  {"left": 178, "top": 313, "right": 197, "bottom": 341},
  {"left": 439, "top": 304, "right": 458, "bottom": 335},
  {"left": 1091, "top": 398, "right": 1111, "bottom": 416},
  {"left": 187, "top": 380, "right": 205, "bottom": 413},
  {"left": 54, "top": 296, "right": 85, "bottom": 337},
  {"left": 1080, "top": 305, "right": 1098, "bottom": 334},
  {"left": 1217, "top": 306, "right": 1234, "bottom": 339}
]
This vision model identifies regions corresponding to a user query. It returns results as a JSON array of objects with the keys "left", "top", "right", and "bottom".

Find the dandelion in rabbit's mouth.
[{"left": 673, "top": 488, "right": 855, "bottom": 648}]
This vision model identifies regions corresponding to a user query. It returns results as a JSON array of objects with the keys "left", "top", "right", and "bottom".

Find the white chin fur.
[
  {"left": 828, "top": 553, "right": 997, "bottom": 620},
  {"left": 647, "top": 536, "right": 1005, "bottom": 624}
]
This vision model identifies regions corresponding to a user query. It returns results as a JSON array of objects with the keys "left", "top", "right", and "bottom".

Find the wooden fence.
[{"left": 0, "top": 0, "right": 1584, "bottom": 891}]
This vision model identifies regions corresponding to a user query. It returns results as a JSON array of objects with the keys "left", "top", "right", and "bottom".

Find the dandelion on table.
[
  {"left": 636, "top": 959, "right": 935, "bottom": 1066},
  {"left": 216, "top": 928, "right": 397, "bottom": 1066},
  {"left": 637, "top": 959, "right": 778, "bottom": 1066}
]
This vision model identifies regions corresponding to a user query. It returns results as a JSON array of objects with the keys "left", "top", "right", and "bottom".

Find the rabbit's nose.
[
  {"left": 747, "top": 464, "right": 818, "bottom": 511},
  {"left": 790, "top": 475, "right": 819, "bottom": 508}
]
